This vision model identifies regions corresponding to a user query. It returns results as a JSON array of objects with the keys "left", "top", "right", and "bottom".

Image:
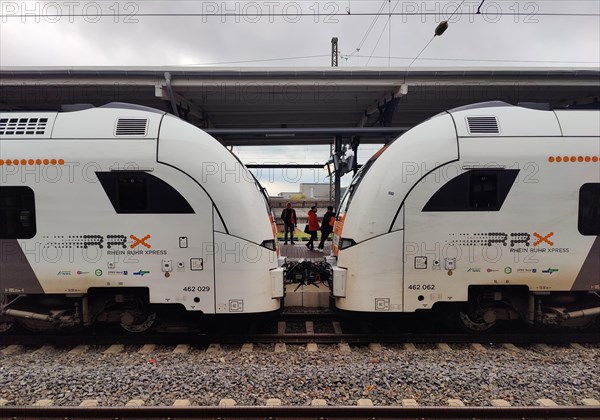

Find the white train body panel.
[
  {"left": 157, "top": 115, "right": 274, "bottom": 244},
  {"left": 334, "top": 104, "right": 600, "bottom": 313},
  {"left": 213, "top": 232, "right": 280, "bottom": 313},
  {"left": 1, "top": 105, "right": 281, "bottom": 315},
  {"left": 338, "top": 113, "right": 459, "bottom": 243},
  {"left": 333, "top": 231, "right": 405, "bottom": 311}
]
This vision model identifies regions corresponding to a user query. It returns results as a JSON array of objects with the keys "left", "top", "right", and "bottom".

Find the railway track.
[
  {"left": 4, "top": 331, "right": 599, "bottom": 347},
  {"left": 1, "top": 404, "right": 599, "bottom": 420},
  {"left": 2, "top": 311, "right": 598, "bottom": 417},
  {"left": 2, "top": 310, "right": 599, "bottom": 346},
  {"left": 1, "top": 336, "right": 598, "bottom": 417}
]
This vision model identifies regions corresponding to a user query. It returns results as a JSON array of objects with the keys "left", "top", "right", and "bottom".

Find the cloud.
[
  {"left": 1, "top": 1, "right": 597, "bottom": 195},
  {"left": 1, "top": 1, "right": 598, "bottom": 66}
]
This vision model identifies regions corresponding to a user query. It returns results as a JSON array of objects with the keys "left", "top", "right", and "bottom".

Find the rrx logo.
[
  {"left": 486, "top": 232, "right": 554, "bottom": 247},
  {"left": 81, "top": 234, "right": 152, "bottom": 249}
]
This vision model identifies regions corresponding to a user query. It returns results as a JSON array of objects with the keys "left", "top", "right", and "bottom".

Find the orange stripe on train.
[
  {"left": 0, "top": 158, "right": 65, "bottom": 166},
  {"left": 548, "top": 156, "right": 599, "bottom": 163}
]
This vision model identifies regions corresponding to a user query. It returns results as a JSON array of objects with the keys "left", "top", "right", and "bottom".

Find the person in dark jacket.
[
  {"left": 306, "top": 206, "right": 320, "bottom": 250},
  {"left": 281, "top": 203, "right": 297, "bottom": 245},
  {"left": 317, "top": 206, "right": 335, "bottom": 252}
]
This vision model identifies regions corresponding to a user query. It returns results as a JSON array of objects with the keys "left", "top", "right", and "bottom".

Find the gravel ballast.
[{"left": 0, "top": 343, "right": 598, "bottom": 407}]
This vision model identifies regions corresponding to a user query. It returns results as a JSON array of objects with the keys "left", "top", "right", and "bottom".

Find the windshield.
[
  {"left": 249, "top": 171, "right": 273, "bottom": 215},
  {"left": 226, "top": 148, "right": 273, "bottom": 215},
  {"left": 338, "top": 143, "right": 392, "bottom": 216}
]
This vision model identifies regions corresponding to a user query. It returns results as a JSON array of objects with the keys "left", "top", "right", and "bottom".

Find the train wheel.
[
  {"left": 0, "top": 295, "right": 16, "bottom": 333},
  {"left": 0, "top": 319, "right": 15, "bottom": 333},
  {"left": 18, "top": 318, "right": 57, "bottom": 332},
  {"left": 119, "top": 312, "right": 157, "bottom": 333},
  {"left": 457, "top": 311, "right": 497, "bottom": 333}
]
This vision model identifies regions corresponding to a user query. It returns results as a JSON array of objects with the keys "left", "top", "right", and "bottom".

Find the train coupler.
[{"left": 283, "top": 260, "right": 332, "bottom": 291}]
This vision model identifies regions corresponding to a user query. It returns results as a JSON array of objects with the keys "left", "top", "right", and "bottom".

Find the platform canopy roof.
[{"left": 1, "top": 66, "right": 598, "bottom": 145}]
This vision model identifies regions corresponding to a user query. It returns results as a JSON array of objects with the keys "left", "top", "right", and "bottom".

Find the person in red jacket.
[{"left": 306, "top": 206, "right": 320, "bottom": 250}]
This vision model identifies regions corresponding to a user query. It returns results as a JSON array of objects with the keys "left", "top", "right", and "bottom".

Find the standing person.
[
  {"left": 280, "top": 203, "right": 297, "bottom": 245},
  {"left": 306, "top": 206, "right": 319, "bottom": 250},
  {"left": 317, "top": 206, "right": 335, "bottom": 252}
]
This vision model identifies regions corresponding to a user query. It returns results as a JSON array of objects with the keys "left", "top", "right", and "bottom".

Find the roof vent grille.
[
  {"left": 115, "top": 118, "right": 148, "bottom": 136},
  {"left": 0, "top": 117, "right": 48, "bottom": 136},
  {"left": 467, "top": 116, "right": 500, "bottom": 134}
]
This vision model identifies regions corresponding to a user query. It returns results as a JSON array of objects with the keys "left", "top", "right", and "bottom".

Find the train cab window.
[
  {"left": 470, "top": 173, "right": 498, "bottom": 209},
  {"left": 96, "top": 171, "right": 194, "bottom": 214},
  {"left": 423, "top": 169, "right": 519, "bottom": 212},
  {"left": 118, "top": 174, "right": 147, "bottom": 210},
  {"left": 0, "top": 186, "right": 36, "bottom": 238},
  {"left": 578, "top": 183, "right": 600, "bottom": 235}
]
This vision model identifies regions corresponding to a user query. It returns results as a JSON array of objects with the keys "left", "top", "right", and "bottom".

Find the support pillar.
[
  {"left": 334, "top": 135, "right": 342, "bottom": 210},
  {"left": 351, "top": 135, "right": 360, "bottom": 175}
]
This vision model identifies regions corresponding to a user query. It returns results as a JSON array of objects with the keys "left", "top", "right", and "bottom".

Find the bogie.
[{"left": 0, "top": 295, "right": 16, "bottom": 334}]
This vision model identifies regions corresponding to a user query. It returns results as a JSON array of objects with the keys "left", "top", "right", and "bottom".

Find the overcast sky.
[
  {"left": 1, "top": 1, "right": 598, "bottom": 67},
  {"left": 1, "top": 0, "right": 598, "bottom": 195}
]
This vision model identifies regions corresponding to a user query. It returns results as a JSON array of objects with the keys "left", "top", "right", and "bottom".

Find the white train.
[
  {"left": 331, "top": 102, "right": 600, "bottom": 331},
  {"left": 0, "top": 103, "right": 284, "bottom": 332}
]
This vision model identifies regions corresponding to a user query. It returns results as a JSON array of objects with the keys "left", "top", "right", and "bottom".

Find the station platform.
[
  {"left": 279, "top": 243, "right": 332, "bottom": 309},
  {"left": 279, "top": 242, "right": 332, "bottom": 261}
]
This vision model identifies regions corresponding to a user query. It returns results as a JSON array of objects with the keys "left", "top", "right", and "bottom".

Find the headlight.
[
  {"left": 339, "top": 238, "right": 356, "bottom": 250},
  {"left": 260, "top": 239, "right": 276, "bottom": 251}
]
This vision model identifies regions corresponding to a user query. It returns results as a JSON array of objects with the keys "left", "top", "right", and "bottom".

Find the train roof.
[
  {"left": 0, "top": 103, "right": 167, "bottom": 139},
  {"left": 1, "top": 66, "right": 598, "bottom": 145},
  {"left": 446, "top": 102, "right": 600, "bottom": 138}
]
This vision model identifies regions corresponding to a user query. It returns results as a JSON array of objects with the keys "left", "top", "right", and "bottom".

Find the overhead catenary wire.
[
  {"left": 4, "top": 2, "right": 597, "bottom": 67},
  {"left": 388, "top": 0, "right": 392, "bottom": 67},
  {"left": 188, "top": 54, "right": 330, "bottom": 66},
  {"left": 2, "top": 11, "right": 598, "bottom": 18},
  {"left": 192, "top": 53, "right": 599, "bottom": 66},
  {"left": 477, "top": 0, "right": 486, "bottom": 14},
  {"left": 447, "top": 0, "right": 468, "bottom": 21},
  {"left": 344, "top": 0, "right": 389, "bottom": 62},
  {"left": 345, "top": 55, "right": 599, "bottom": 65},
  {"left": 366, "top": 1, "right": 401, "bottom": 66},
  {"left": 406, "top": 37, "right": 436, "bottom": 70},
  {"left": 197, "top": 54, "right": 599, "bottom": 66},
  {"left": 405, "top": 0, "right": 465, "bottom": 74}
]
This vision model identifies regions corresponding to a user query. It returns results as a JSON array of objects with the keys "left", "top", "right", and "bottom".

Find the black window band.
[
  {"left": 0, "top": 186, "right": 36, "bottom": 239},
  {"left": 579, "top": 183, "right": 600, "bottom": 235},
  {"left": 423, "top": 169, "right": 519, "bottom": 212},
  {"left": 96, "top": 171, "right": 194, "bottom": 214}
]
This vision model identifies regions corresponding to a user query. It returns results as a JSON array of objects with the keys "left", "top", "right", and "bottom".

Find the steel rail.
[
  {"left": 213, "top": 331, "right": 600, "bottom": 344},
  {"left": 1, "top": 405, "right": 599, "bottom": 419},
  {"left": 2, "top": 331, "right": 599, "bottom": 346},
  {"left": 2, "top": 310, "right": 599, "bottom": 345}
]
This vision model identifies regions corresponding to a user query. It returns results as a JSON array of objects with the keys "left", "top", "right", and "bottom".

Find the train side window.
[
  {"left": 96, "top": 172, "right": 194, "bottom": 214},
  {"left": 422, "top": 169, "right": 519, "bottom": 212},
  {"left": 0, "top": 186, "right": 36, "bottom": 239},
  {"left": 578, "top": 183, "right": 600, "bottom": 235}
]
